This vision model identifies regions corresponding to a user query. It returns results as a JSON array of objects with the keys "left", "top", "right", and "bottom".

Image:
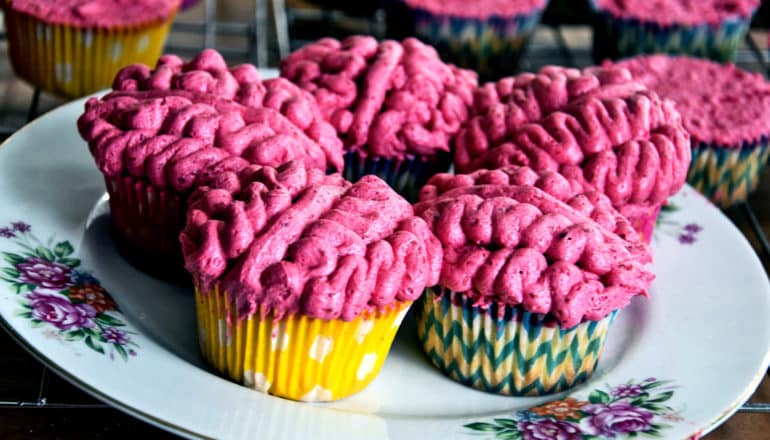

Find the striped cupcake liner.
[
  {"left": 2, "top": 3, "right": 175, "bottom": 98},
  {"left": 196, "top": 285, "right": 411, "bottom": 402},
  {"left": 409, "top": 6, "right": 545, "bottom": 79},
  {"left": 687, "top": 138, "right": 770, "bottom": 208},
  {"left": 105, "top": 175, "right": 188, "bottom": 282},
  {"left": 416, "top": 288, "right": 617, "bottom": 396},
  {"left": 589, "top": 0, "right": 755, "bottom": 62},
  {"left": 343, "top": 152, "right": 450, "bottom": 202}
]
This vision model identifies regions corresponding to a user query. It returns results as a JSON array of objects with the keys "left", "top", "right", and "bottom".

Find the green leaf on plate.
[
  {"left": 65, "top": 329, "right": 85, "bottom": 341},
  {"left": 114, "top": 344, "right": 129, "bottom": 362},
  {"left": 2, "top": 252, "right": 24, "bottom": 265},
  {"left": 464, "top": 422, "right": 501, "bottom": 432},
  {"left": 59, "top": 258, "right": 81, "bottom": 268},
  {"left": 84, "top": 335, "right": 104, "bottom": 354},
  {"left": 496, "top": 429, "right": 521, "bottom": 440},
  {"left": 647, "top": 391, "right": 674, "bottom": 403},
  {"left": 588, "top": 389, "right": 611, "bottom": 404},
  {"left": 2, "top": 267, "right": 20, "bottom": 279},
  {"left": 53, "top": 241, "right": 74, "bottom": 258},
  {"left": 97, "top": 314, "right": 124, "bottom": 327},
  {"left": 493, "top": 419, "right": 517, "bottom": 429},
  {"left": 29, "top": 320, "right": 45, "bottom": 328},
  {"left": 34, "top": 247, "right": 55, "bottom": 261}
]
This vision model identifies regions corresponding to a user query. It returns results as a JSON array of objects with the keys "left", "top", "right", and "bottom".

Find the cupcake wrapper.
[
  {"left": 416, "top": 288, "right": 617, "bottom": 396},
  {"left": 624, "top": 204, "right": 662, "bottom": 245},
  {"left": 687, "top": 138, "right": 770, "bottom": 208},
  {"left": 343, "top": 152, "right": 450, "bottom": 202},
  {"left": 3, "top": 5, "right": 174, "bottom": 98},
  {"left": 105, "top": 175, "right": 187, "bottom": 279},
  {"left": 196, "top": 286, "right": 411, "bottom": 402},
  {"left": 410, "top": 7, "right": 544, "bottom": 79},
  {"left": 589, "top": 0, "right": 755, "bottom": 62}
]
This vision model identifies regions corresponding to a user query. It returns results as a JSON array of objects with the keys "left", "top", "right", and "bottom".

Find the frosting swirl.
[
  {"left": 455, "top": 66, "right": 691, "bottom": 209},
  {"left": 414, "top": 184, "right": 654, "bottom": 328},
  {"left": 280, "top": 36, "right": 477, "bottom": 159},
  {"left": 4, "top": 0, "right": 180, "bottom": 28},
  {"left": 593, "top": 0, "right": 759, "bottom": 26},
  {"left": 181, "top": 162, "right": 442, "bottom": 321}
]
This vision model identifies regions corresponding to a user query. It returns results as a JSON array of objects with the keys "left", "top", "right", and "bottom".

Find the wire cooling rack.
[{"left": 0, "top": 0, "right": 768, "bottom": 436}]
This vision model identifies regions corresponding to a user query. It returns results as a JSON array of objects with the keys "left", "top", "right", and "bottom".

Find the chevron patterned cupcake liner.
[
  {"left": 196, "top": 285, "right": 411, "bottom": 402},
  {"left": 687, "top": 138, "right": 770, "bottom": 208},
  {"left": 416, "top": 288, "right": 617, "bottom": 396},
  {"left": 343, "top": 151, "right": 450, "bottom": 202},
  {"left": 409, "top": 7, "right": 545, "bottom": 79},
  {"left": 589, "top": 0, "right": 755, "bottom": 62}
]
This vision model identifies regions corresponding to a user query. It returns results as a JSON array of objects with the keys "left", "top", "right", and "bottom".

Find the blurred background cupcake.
[
  {"left": 404, "top": 0, "right": 549, "bottom": 79},
  {"left": 590, "top": 0, "right": 761, "bottom": 63},
  {"left": 614, "top": 54, "right": 770, "bottom": 208},
  {"left": 2, "top": 0, "right": 180, "bottom": 98}
]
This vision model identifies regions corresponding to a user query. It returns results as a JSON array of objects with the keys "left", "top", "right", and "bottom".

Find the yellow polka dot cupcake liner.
[
  {"left": 195, "top": 286, "right": 411, "bottom": 402},
  {"left": 2, "top": 3, "right": 175, "bottom": 98}
]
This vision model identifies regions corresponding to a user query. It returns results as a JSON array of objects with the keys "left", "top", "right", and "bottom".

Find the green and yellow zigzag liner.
[{"left": 416, "top": 288, "right": 616, "bottom": 396}]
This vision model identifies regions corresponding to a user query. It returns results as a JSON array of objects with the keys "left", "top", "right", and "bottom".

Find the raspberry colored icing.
[
  {"left": 414, "top": 184, "right": 654, "bottom": 328},
  {"left": 180, "top": 162, "right": 443, "bottom": 321},
  {"left": 455, "top": 65, "right": 691, "bottom": 210},
  {"left": 403, "top": 0, "right": 547, "bottom": 19},
  {"left": 593, "top": 0, "right": 759, "bottom": 26},
  {"left": 612, "top": 55, "right": 770, "bottom": 147},
  {"left": 5, "top": 0, "right": 180, "bottom": 28},
  {"left": 420, "top": 167, "right": 651, "bottom": 261},
  {"left": 280, "top": 36, "right": 477, "bottom": 159}
]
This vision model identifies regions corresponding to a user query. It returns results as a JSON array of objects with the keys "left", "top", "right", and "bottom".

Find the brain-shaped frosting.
[
  {"left": 78, "top": 88, "right": 344, "bottom": 191},
  {"left": 181, "top": 161, "right": 442, "bottom": 321},
  {"left": 455, "top": 65, "right": 691, "bottom": 209},
  {"left": 419, "top": 167, "right": 650, "bottom": 261},
  {"left": 280, "top": 36, "right": 478, "bottom": 158},
  {"left": 414, "top": 185, "right": 654, "bottom": 328}
]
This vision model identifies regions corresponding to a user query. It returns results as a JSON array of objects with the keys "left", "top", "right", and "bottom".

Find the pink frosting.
[
  {"left": 414, "top": 184, "right": 654, "bottom": 328},
  {"left": 455, "top": 65, "right": 691, "bottom": 210},
  {"left": 180, "top": 162, "right": 442, "bottom": 321},
  {"left": 5, "top": 0, "right": 180, "bottom": 28},
  {"left": 612, "top": 55, "right": 770, "bottom": 147},
  {"left": 594, "top": 0, "right": 759, "bottom": 26},
  {"left": 280, "top": 36, "right": 478, "bottom": 159},
  {"left": 403, "top": 0, "right": 547, "bottom": 19}
]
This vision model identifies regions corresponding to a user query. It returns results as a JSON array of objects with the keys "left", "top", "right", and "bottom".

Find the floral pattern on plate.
[
  {"left": 656, "top": 203, "right": 703, "bottom": 245},
  {"left": 0, "top": 221, "right": 138, "bottom": 361},
  {"left": 464, "top": 378, "right": 683, "bottom": 439}
]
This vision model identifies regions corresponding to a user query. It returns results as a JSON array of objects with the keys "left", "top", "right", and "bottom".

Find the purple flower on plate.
[
  {"left": 16, "top": 257, "right": 73, "bottom": 289},
  {"left": 27, "top": 291, "right": 96, "bottom": 331},
  {"left": 0, "top": 227, "right": 16, "bottom": 238},
  {"left": 611, "top": 384, "right": 644, "bottom": 398},
  {"left": 517, "top": 419, "right": 581, "bottom": 440},
  {"left": 678, "top": 233, "right": 696, "bottom": 245},
  {"left": 11, "top": 221, "right": 31, "bottom": 233},
  {"left": 102, "top": 327, "right": 129, "bottom": 345},
  {"left": 582, "top": 401, "right": 654, "bottom": 437},
  {"left": 683, "top": 223, "right": 702, "bottom": 234}
]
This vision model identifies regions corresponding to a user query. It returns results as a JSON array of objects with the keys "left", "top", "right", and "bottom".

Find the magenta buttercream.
[
  {"left": 280, "top": 36, "right": 477, "bottom": 159},
  {"left": 593, "top": 0, "right": 759, "bottom": 26},
  {"left": 4, "top": 0, "right": 180, "bottom": 28},
  {"left": 181, "top": 162, "right": 442, "bottom": 321},
  {"left": 612, "top": 55, "right": 770, "bottom": 147},
  {"left": 414, "top": 184, "right": 654, "bottom": 328},
  {"left": 403, "top": 0, "right": 547, "bottom": 19},
  {"left": 455, "top": 65, "right": 691, "bottom": 211}
]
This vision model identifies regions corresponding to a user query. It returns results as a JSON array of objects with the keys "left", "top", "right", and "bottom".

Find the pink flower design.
[
  {"left": 582, "top": 401, "right": 655, "bottom": 437},
  {"left": 517, "top": 419, "right": 581, "bottom": 440},
  {"left": 16, "top": 257, "right": 74, "bottom": 289},
  {"left": 27, "top": 291, "right": 96, "bottom": 331}
]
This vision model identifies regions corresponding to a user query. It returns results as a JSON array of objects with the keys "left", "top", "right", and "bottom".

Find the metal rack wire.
[{"left": 0, "top": 0, "right": 769, "bottom": 431}]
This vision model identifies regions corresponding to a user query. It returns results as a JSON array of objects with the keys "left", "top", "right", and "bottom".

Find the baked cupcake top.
[
  {"left": 455, "top": 65, "right": 691, "bottom": 210},
  {"left": 280, "top": 36, "right": 477, "bottom": 159},
  {"left": 5, "top": 0, "right": 180, "bottom": 28},
  {"left": 403, "top": 0, "right": 547, "bottom": 19},
  {"left": 612, "top": 55, "right": 770, "bottom": 147},
  {"left": 593, "top": 0, "right": 759, "bottom": 26},
  {"left": 414, "top": 182, "right": 655, "bottom": 328},
  {"left": 181, "top": 161, "right": 442, "bottom": 321}
]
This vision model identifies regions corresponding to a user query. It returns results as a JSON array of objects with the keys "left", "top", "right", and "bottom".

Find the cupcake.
[
  {"left": 589, "top": 0, "right": 760, "bottom": 62},
  {"left": 280, "top": 36, "right": 478, "bottom": 201},
  {"left": 613, "top": 55, "right": 770, "bottom": 207},
  {"left": 454, "top": 65, "right": 691, "bottom": 243},
  {"left": 403, "top": 0, "right": 549, "bottom": 80},
  {"left": 2, "top": 0, "right": 180, "bottom": 98},
  {"left": 181, "top": 161, "right": 442, "bottom": 401},
  {"left": 77, "top": 50, "right": 343, "bottom": 278},
  {"left": 414, "top": 180, "right": 654, "bottom": 396}
]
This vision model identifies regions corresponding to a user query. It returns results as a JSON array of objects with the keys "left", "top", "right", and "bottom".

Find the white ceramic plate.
[{"left": 0, "top": 95, "right": 769, "bottom": 440}]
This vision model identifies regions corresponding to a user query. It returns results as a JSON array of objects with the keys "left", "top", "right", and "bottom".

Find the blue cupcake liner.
[
  {"left": 416, "top": 288, "right": 618, "bottom": 396},
  {"left": 589, "top": 0, "right": 756, "bottom": 62},
  {"left": 687, "top": 137, "right": 770, "bottom": 208},
  {"left": 343, "top": 151, "right": 450, "bottom": 202},
  {"left": 409, "top": 5, "right": 545, "bottom": 79}
]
